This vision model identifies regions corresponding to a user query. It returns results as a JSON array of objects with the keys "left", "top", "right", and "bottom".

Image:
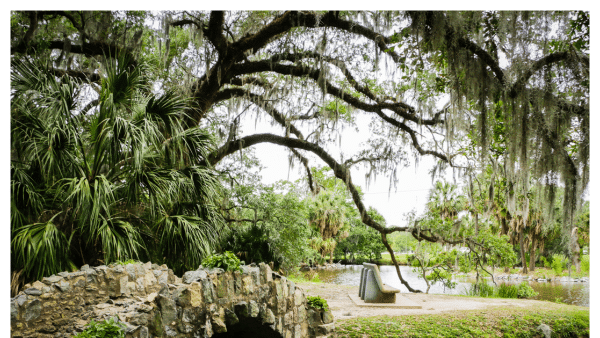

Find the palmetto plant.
[{"left": 11, "top": 55, "right": 224, "bottom": 285}]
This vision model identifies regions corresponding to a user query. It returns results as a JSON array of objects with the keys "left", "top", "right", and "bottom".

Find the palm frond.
[{"left": 11, "top": 215, "right": 72, "bottom": 281}]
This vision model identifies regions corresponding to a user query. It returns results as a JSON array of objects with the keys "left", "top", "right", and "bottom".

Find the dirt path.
[{"left": 295, "top": 282, "right": 567, "bottom": 320}]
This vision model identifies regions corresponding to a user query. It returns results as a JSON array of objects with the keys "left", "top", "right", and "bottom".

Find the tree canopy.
[{"left": 11, "top": 10, "right": 589, "bottom": 292}]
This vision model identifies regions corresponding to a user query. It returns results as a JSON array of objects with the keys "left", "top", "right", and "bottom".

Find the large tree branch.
[
  {"left": 230, "top": 61, "right": 441, "bottom": 126},
  {"left": 508, "top": 51, "right": 572, "bottom": 98},
  {"left": 13, "top": 11, "right": 38, "bottom": 52},
  {"left": 49, "top": 68, "right": 101, "bottom": 83},
  {"left": 12, "top": 40, "right": 136, "bottom": 63},
  {"left": 205, "top": 11, "right": 228, "bottom": 54},
  {"left": 232, "top": 11, "right": 402, "bottom": 63}
]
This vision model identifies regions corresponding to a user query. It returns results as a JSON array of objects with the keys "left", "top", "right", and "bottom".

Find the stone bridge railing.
[{"left": 11, "top": 262, "right": 335, "bottom": 338}]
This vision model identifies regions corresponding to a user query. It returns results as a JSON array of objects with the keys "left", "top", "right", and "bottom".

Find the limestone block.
[
  {"left": 15, "top": 294, "right": 27, "bottom": 306},
  {"left": 73, "top": 277, "right": 85, "bottom": 289},
  {"left": 294, "top": 289, "right": 304, "bottom": 306},
  {"left": 24, "top": 288, "right": 42, "bottom": 296},
  {"left": 156, "top": 294, "right": 178, "bottom": 325},
  {"left": 127, "top": 281, "right": 138, "bottom": 296},
  {"left": 10, "top": 299, "right": 19, "bottom": 322},
  {"left": 259, "top": 263, "right": 273, "bottom": 284},
  {"left": 42, "top": 275, "right": 63, "bottom": 285},
  {"left": 182, "top": 270, "right": 207, "bottom": 284},
  {"left": 241, "top": 275, "right": 253, "bottom": 295},
  {"left": 24, "top": 299, "right": 41, "bottom": 321},
  {"left": 56, "top": 281, "right": 71, "bottom": 292},
  {"left": 307, "top": 308, "right": 322, "bottom": 326},
  {"left": 284, "top": 311, "right": 293, "bottom": 326},
  {"left": 318, "top": 323, "right": 336, "bottom": 335},
  {"left": 249, "top": 300, "right": 259, "bottom": 317},
  {"left": 164, "top": 325, "right": 178, "bottom": 337},
  {"left": 225, "top": 308, "right": 239, "bottom": 325},
  {"left": 201, "top": 278, "right": 214, "bottom": 303},
  {"left": 322, "top": 309, "right": 334, "bottom": 324},
  {"left": 294, "top": 324, "right": 302, "bottom": 338},
  {"left": 216, "top": 274, "right": 228, "bottom": 298},
  {"left": 297, "top": 305, "right": 307, "bottom": 322},
  {"left": 211, "top": 316, "right": 227, "bottom": 333},
  {"left": 262, "top": 308, "right": 275, "bottom": 325},
  {"left": 233, "top": 270, "right": 242, "bottom": 294},
  {"left": 185, "top": 282, "right": 203, "bottom": 307}
]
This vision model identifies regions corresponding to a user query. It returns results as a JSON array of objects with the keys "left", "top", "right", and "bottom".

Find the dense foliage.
[
  {"left": 11, "top": 54, "right": 224, "bottom": 283},
  {"left": 11, "top": 11, "right": 588, "bottom": 293}
]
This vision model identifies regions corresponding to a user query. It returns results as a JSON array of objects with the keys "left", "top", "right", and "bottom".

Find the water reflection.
[{"left": 313, "top": 265, "right": 589, "bottom": 307}]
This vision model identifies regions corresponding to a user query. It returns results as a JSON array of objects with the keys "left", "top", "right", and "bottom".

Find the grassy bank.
[
  {"left": 334, "top": 306, "right": 589, "bottom": 337},
  {"left": 376, "top": 253, "right": 409, "bottom": 265}
]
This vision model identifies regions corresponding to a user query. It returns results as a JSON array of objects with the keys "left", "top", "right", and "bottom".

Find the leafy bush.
[
  {"left": 551, "top": 254, "right": 568, "bottom": 276},
  {"left": 73, "top": 317, "right": 125, "bottom": 338},
  {"left": 465, "top": 281, "right": 494, "bottom": 297},
  {"left": 496, "top": 283, "right": 518, "bottom": 298},
  {"left": 516, "top": 282, "right": 538, "bottom": 299},
  {"left": 201, "top": 251, "right": 242, "bottom": 272},
  {"left": 307, "top": 296, "right": 329, "bottom": 310},
  {"left": 540, "top": 256, "right": 551, "bottom": 269},
  {"left": 581, "top": 254, "right": 589, "bottom": 273}
]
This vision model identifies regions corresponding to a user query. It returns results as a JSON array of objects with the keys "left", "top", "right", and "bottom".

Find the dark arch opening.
[{"left": 211, "top": 316, "right": 282, "bottom": 338}]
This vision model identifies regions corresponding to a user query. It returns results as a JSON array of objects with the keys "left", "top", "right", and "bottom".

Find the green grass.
[
  {"left": 334, "top": 306, "right": 589, "bottom": 337},
  {"left": 376, "top": 253, "right": 409, "bottom": 265}
]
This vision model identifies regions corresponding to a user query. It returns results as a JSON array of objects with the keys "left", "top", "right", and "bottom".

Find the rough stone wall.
[{"left": 11, "top": 262, "right": 335, "bottom": 338}]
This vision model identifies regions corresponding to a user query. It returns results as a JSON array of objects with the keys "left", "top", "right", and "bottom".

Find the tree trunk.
[
  {"left": 519, "top": 227, "right": 528, "bottom": 274},
  {"left": 529, "top": 235, "right": 536, "bottom": 272},
  {"left": 570, "top": 227, "right": 581, "bottom": 273}
]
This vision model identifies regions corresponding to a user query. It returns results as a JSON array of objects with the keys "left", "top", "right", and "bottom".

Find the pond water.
[{"left": 313, "top": 265, "right": 589, "bottom": 307}]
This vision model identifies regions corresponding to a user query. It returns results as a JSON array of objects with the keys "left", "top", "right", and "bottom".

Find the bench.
[{"left": 358, "top": 263, "right": 400, "bottom": 303}]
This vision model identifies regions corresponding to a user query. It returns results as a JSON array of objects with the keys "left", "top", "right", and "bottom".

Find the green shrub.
[
  {"left": 496, "top": 283, "right": 518, "bottom": 298},
  {"left": 307, "top": 296, "right": 329, "bottom": 310},
  {"left": 73, "top": 317, "right": 125, "bottom": 338},
  {"left": 465, "top": 281, "right": 494, "bottom": 297},
  {"left": 201, "top": 251, "right": 243, "bottom": 272},
  {"left": 551, "top": 254, "right": 567, "bottom": 276},
  {"left": 581, "top": 254, "right": 589, "bottom": 273},
  {"left": 540, "top": 256, "right": 551, "bottom": 269},
  {"left": 516, "top": 282, "right": 538, "bottom": 299}
]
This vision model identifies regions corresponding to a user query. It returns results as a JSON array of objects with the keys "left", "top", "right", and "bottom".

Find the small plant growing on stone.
[
  {"left": 113, "top": 259, "right": 139, "bottom": 266},
  {"left": 201, "top": 251, "right": 242, "bottom": 272},
  {"left": 73, "top": 317, "right": 125, "bottom": 338},
  {"left": 307, "top": 296, "right": 329, "bottom": 310}
]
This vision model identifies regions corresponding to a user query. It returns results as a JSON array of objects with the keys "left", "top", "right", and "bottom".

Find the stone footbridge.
[{"left": 11, "top": 262, "right": 334, "bottom": 337}]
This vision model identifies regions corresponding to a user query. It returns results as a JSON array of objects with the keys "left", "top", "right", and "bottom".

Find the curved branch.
[
  {"left": 508, "top": 51, "right": 571, "bottom": 98},
  {"left": 230, "top": 61, "right": 441, "bottom": 126},
  {"left": 205, "top": 133, "right": 386, "bottom": 232},
  {"left": 290, "top": 148, "right": 318, "bottom": 195},
  {"left": 232, "top": 11, "right": 402, "bottom": 63}
]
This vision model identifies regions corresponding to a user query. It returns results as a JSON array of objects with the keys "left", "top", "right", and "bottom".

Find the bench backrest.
[{"left": 363, "top": 263, "right": 385, "bottom": 290}]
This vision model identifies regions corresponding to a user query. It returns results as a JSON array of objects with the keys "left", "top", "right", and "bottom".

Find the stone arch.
[
  {"left": 211, "top": 316, "right": 283, "bottom": 338},
  {"left": 11, "top": 262, "right": 335, "bottom": 338}
]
